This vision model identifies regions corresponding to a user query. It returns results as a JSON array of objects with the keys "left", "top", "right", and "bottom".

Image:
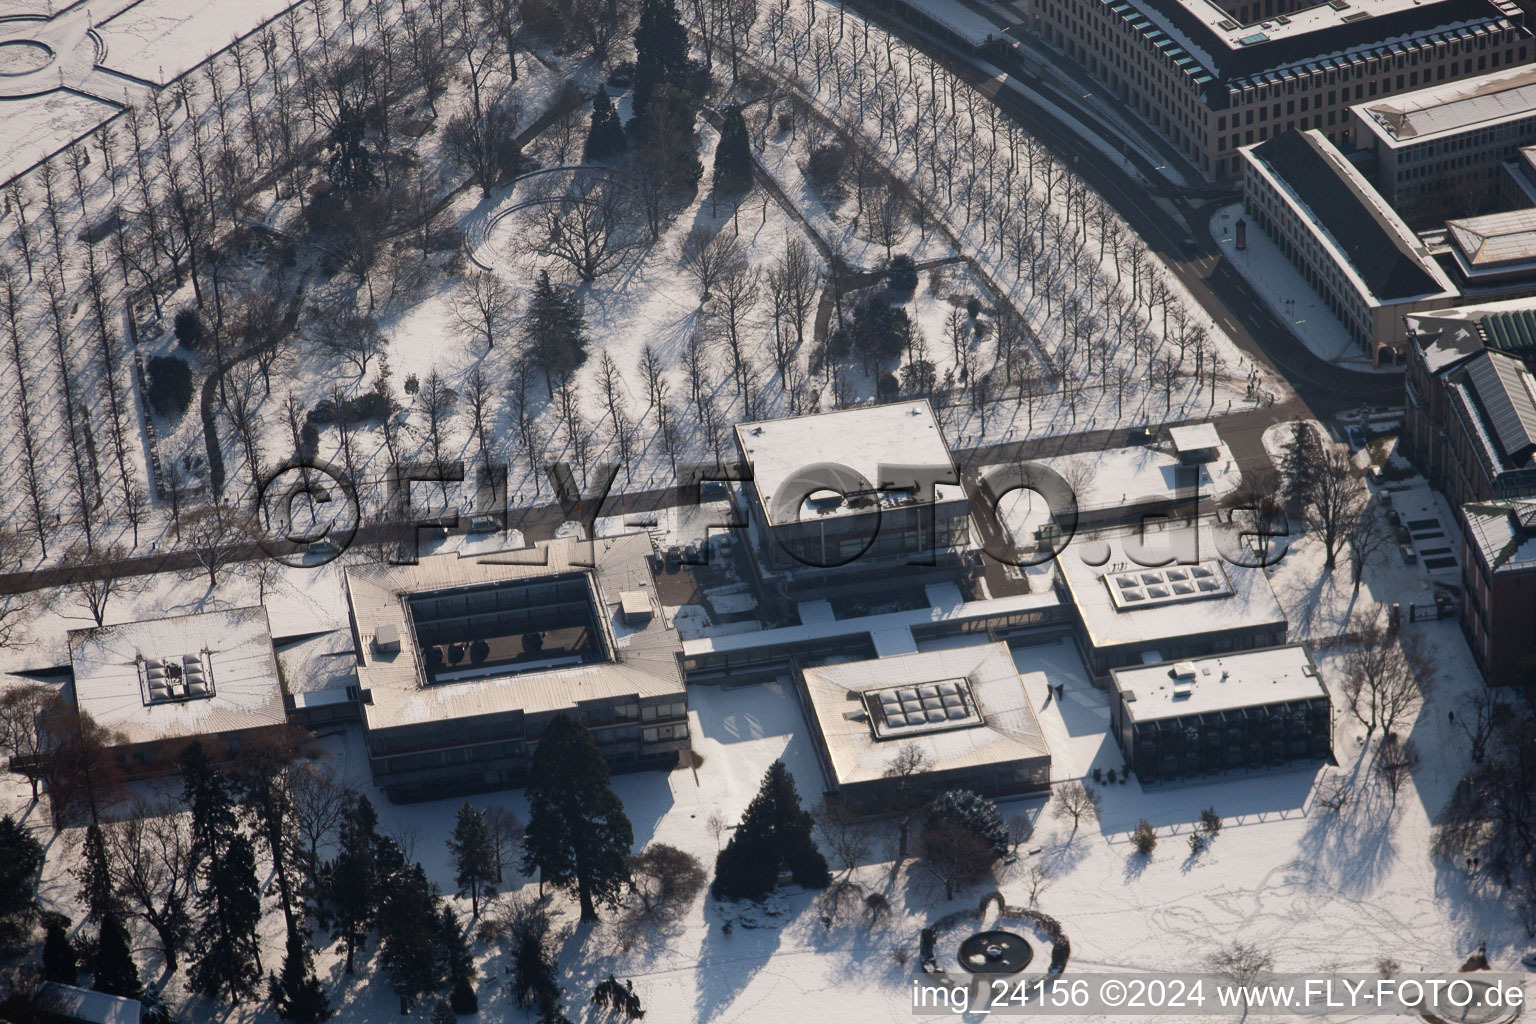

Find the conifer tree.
[
  {"left": 42, "top": 914, "right": 77, "bottom": 984},
  {"left": 269, "top": 930, "right": 333, "bottom": 1024},
  {"left": 583, "top": 88, "right": 627, "bottom": 162},
  {"left": 0, "top": 815, "right": 42, "bottom": 952},
  {"left": 448, "top": 803, "right": 498, "bottom": 918},
  {"left": 712, "top": 761, "right": 830, "bottom": 901},
  {"left": 378, "top": 862, "right": 442, "bottom": 1011},
  {"left": 439, "top": 905, "right": 478, "bottom": 1014},
  {"left": 76, "top": 823, "right": 117, "bottom": 924},
  {"left": 520, "top": 715, "right": 634, "bottom": 923},
  {"left": 93, "top": 911, "right": 142, "bottom": 1000},
  {"left": 523, "top": 271, "right": 589, "bottom": 394},
  {"left": 180, "top": 743, "right": 263, "bottom": 1002},
  {"left": 632, "top": 0, "right": 691, "bottom": 124},
  {"left": 326, "top": 794, "right": 395, "bottom": 974},
  {"left": 712, "top": 105, "right": 753, "bottom": 197}
]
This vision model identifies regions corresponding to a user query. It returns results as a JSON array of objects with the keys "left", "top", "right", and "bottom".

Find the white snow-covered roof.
[
  {"left": 36, "top": 982, "right": 142, "bottom": 1024},
  {"left": 1168, "top": 422, "right": 1222, "bottom": 452},
  {"left": 1110, "top": 645, "right": 1325, "bottom": 721},
  {"left": 735, "top": 400, "right": 966, "bottom": 527},
  {"left": 67, "top": 606, "right": 286, "bottom": 747},
  {"left": 801, "top": 643, "right": 1049, "bottom": 786},
  {"left": 1057, "top": 521, "right": 1287, "bottom": 652},
  {"left": 1355, "top": 62, "right": 1536, "bottom": 146},
  {"left": 1462, "top": 498, "right": 1536, "bottom": 571},
  {"left": 345, "top": 535, "right": 684, "bottom": 732}
]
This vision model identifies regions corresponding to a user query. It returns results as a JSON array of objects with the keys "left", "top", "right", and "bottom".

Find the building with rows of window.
[
  {"left": 1019, "top": 0, "right": 1531, "bottom": 180},
  {"left": 343, "top": 534, "right": 689, "bottom": 802},
  {"left": 1241, "top": 129, "right": 1460, "bottom": 363},
  {"left": 1350, "top": 63, "right": 1536, "bottom": 226}
]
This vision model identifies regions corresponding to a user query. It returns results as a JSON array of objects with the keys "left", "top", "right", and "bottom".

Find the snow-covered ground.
[{"left": 1, "top": 503, "right": 1520, "bottom": 1023}]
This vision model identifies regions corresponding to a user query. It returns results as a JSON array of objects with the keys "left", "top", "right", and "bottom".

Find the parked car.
[
  {"left": 1180, "top": 237, "right": 1198, "bottom": 253},
  {"left": 1348, "top": 424, "right": 1368, "bottom": 450},
  {"left": 1399, "top": 543, "right": 1417, "bottom": 565},
  {"left": 1521, "top": 951, "right": 1536, "bottom": 970}
]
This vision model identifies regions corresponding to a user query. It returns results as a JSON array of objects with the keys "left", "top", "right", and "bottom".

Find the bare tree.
[
  {"left": 708, "top": 264, "right": 760, "bottom": 400},
  {"left": 103, "top": 799, "right": 195, "bottom": 971},
  {"left": 1347, "top": 503, "right": 1391, "bottom": 595},
  {"left": 676, "top": 227, "right": 745, "bottom": 302},
  {"left": 1051, "top": 780, "right": 1101, "bottom": 836},
  {"left": 62, "top": 546, "right": 144, "bottom": 627},
  {"left": 314, "top": 309, "right": 387, "bottom": 376},
  {"left": 452, "top": 270, "right": 516, "bottom": 350},
  {"left": 1304, "top": 445, "right": 1367, "bottom": 572},
  {"left": 1341, "top": 617, "right": 1430, "bottom": 739},
  {"left": 416, "top": 368, "right": 458, "bottom": 499},
  {"left": 177, "top": 509, "right": 252, "bottom": 590},
  {"left": 289, "top": 762, "right": 351, "bottom": 890},
  {"left": 915, "top": 818, "right": 995, "bottom": 900},
  {"left": 626, "top": 843, "right": 706, "bottom": 922},
  {"left": 882, "top": 742, "right": 933, "bottom": 861},
  {"left": 1022, "top": 864, "right": 1052, "bottom": 905},
  {"left": 1375, "top": 735, "right": 1420, "bottom": 807},
  {"left": 520, "top": 179, "right": 639, "bottom": 283},
  {"left": 1206, "top": 941, "right": 1275, "bottom": 1018},
  {"left": 484, "top": 805, "right": 523, "bottom": 883},
  {"left": 812, "top": 802, "right": 874, "bottom": 875},
  {"left": 638, "top": 344, "right": 669, "bottom": 415},
  {"left": 766, "top": 238, "right": 820, "bottom": 348},
  {"left": 0, "top": 685, "right": 51, "bottom": 802},
  {"left": 1458, "top": 687, "right": 1505, "bottom": 764}
]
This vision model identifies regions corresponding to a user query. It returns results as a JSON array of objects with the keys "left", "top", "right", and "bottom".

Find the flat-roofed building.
[
  {"left": 65, "top": 606, "right": 289, "bottom": 777},
  {"left": 734, "top": 401, "right": 972, "bottom": 597},
  {"left": 1019, "top": 0, "right": 1532, "bottom": 181},
  {"left": 1242, "top": 129, "right": 1460, "bottom": 363},
  {"left": 1056, "top": 520, "right": 1288, "bottom": 675},
  {"left": 344, "top": 534, "right": 689, "bottom": 802},
  {"left": 1460, "top": 497, "right": 1536, "bottom": 680},
  {"left": 797, "top": 643, "right": 1050, "bottom": 811},
  {"left": 1108, "top": 645, "right": 1331, "bottom": 782},
  {"left": 1352, "top": 63, "right": 1536, "bottom": 225}
]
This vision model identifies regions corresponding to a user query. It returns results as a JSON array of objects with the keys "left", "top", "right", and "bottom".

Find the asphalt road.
[{"left": 836, "top": 0, "right": 1405, "bottom": 420}]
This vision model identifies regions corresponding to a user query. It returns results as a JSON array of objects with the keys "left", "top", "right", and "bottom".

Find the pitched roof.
[
  {"left": 1247, "top": 131, "right": 1448, "bottom": 301},
  {"left": 1461, "top": 349, "right": 1536, "bottom": 463},
  {"left": 1447, "top": 208, "right": 1536, "bottom": 266}
]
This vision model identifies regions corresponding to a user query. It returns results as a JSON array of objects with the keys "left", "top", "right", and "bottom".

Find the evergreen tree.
[
  {"left": 1279, "top": 421, "right": 1323, "bottom": 504},
  {"left": 378, "top": 862, "right": 442, "bottom": 1011},
  {"left": 328, "top": 102, "right": 377, "bottom": 194},
  {"left": 520, "top": 715, "right": 634, "bottom": 923},
  {"left": 41, "top": 914, "right": 77, "bottom": 984},
  {"left": 93, "top": 911, "right": 142, "bottom": 1000},
  {"left": 712, "top": 761, "right": 830, "bottom": 902},
  {"left": 326, "top": 794, "right": 395, "bottom": 974},
  {"left": 0, "top": 815, "right": 43, "bottom": 955},
  {"left": 75, "top": 823, "right": 117, "bottom": 924},
  {"left": 632, "top": 0, "right": 691, "bottom": 124},
  {"left": 439, "top": 905, "right": 478, "bottom": 1014},
  {"left": 506, "top": 903, "right": 562, "bottom": 1019},
  {"left": 180, "top": 743, "right": 263, "bottom": 1002},
  {"left": 712, "top": 105, "right": 753, "bottom": 197},
  {"left": 190, "top": 831, "right": 264, "bottom": 1001},
  {"left": 924, "top": 790, "right": 1010, "bottom": 860},
  {"left": 448, "top": 803, "right": 497, "bottom": 918},
  {"left": 583, "top": 88, "right": 627, "bottom": 162},
  {"left": 523, "top": 271, "right": 590, "bottom": 394},
  {"left": 268, "top": 930, "right": 333, "bottom": 1024}
]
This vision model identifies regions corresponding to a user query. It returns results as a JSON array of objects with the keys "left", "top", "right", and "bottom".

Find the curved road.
[{"left": 839, "top": 0, "right": 1404, "bottom": 418}]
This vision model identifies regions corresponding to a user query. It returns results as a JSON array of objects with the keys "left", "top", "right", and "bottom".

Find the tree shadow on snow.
[{"left": 693, "top": 900, "right": 782, "bottom": 1021}]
